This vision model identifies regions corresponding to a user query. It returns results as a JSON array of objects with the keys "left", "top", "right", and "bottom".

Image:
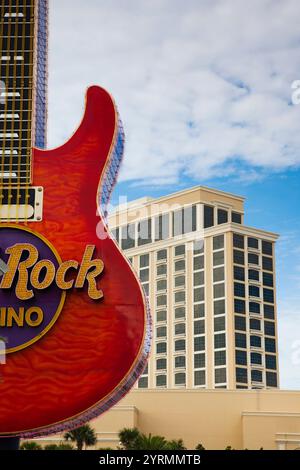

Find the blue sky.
[{"left": 48, "top": 0, "right": 300, "bottom": 388}]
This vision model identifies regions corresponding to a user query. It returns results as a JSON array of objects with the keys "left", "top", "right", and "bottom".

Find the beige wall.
[{"left": 34, "top": 389, "right": 300, "bottom": 450}]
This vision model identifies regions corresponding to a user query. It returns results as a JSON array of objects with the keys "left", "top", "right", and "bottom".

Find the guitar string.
[
  {"left": 0, "top": 0, "right": 13, "bottom": 220},
  {"left": 16, "top": 0, "right": 27, "bottom": 223},
  {"left": 25, "top": 0, "right": 35, "bottom": 225},
  {"left": 7, "top": 0, "right": 20, "bottom": 221}
]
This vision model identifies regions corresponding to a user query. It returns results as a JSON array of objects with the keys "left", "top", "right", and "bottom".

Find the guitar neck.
[{"left": 0, "top": 0, "right": 48, "bottom": 186}]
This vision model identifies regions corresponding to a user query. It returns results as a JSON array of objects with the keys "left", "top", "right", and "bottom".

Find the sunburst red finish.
[{"left": 0, "top": 86, "right": 149, "bottom": 437}]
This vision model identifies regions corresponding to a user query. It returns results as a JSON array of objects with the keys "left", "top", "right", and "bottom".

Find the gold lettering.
[
  {"left": 31, "top": 260, "right": 56, "bottom": 290},
  {"left": 56, "top": 260, "right": 79, "bottom": 290},
  {"left": 75, "top": 246, "right": 104, "bottom": 300},
  {"left": 6, "top": 307, "right": 24, "bottom": 327},
  {"left": 25, "top": 307, "right": 44, "bottom": 327},
  {"left": 0, "top": 244, "right": 38, "bottom": 300}
]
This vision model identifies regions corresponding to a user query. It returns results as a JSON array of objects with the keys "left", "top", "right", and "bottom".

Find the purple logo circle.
[{"left": 0, "top": 226, "right": 65, "bottom": 353}]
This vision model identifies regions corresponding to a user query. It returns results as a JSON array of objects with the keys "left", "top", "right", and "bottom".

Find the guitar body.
[{"left": 0, "top": 86, "right": 150, "bottom": 437}]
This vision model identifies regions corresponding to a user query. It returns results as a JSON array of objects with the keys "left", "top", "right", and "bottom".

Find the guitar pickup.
[{"left": 0, "top": 186, "right": 43, "bottom": 221}]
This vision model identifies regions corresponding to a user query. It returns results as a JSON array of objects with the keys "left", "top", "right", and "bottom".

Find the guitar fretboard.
[{"left": 0, "top": 0, "right": 48, "bottom": 186}]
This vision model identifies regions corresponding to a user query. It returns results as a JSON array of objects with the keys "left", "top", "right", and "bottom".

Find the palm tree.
[
  {"left": 20, "top": 441, "right": 42, "bottom": 450},
  {"left": 135, "top": 433, "right": 168, "bottom": 450},
  {"left": 166, "top": 439, "right": 187, "bottom": 450},
  {"left": 195, "top": 443, "right": 205, "bottom": 450},
  {"left": 64, "top": 424, "right": 97, "bottom": 450},
  {"left": 118, "top": 427, "right": 141, "bottom": 450}
]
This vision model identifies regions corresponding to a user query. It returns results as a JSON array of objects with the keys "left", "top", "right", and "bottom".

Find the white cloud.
[{"left": 48, "top": 0, "right": 300, "bottom": 185}]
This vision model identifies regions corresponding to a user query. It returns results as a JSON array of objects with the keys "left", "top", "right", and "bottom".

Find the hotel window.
[
  {"left": 262, "top": 241, "right": 273, "bottom": 256},
  {"left": 235, "top": 333, "right": 247, "bottom": 349},
  {"left": 249, "top": 285, "right": 260, "bottom": 298},
  {"left": 263, "top": 272, "right": 274, "bottom": 287},
  {"left": 264, "top": 321, "right": 275, "bottom": 336},
  {"left": 175, "top": 244, "right": 185, "bottom": 257},
  {"left": 234, "top": 282, "right": 245, "bottom": 298},
  {"left": 264, "top": 304, "right": 275, "bottom": 320},
  {"left": 235, "top": 350, "right": 247, "bottom": 365},
  {"left": 156, "top": 342, "right": 167, "bottom": 354},
  {"left": 194, "top": 320, "right": 205, "bottom": 335},
  {"left": 213, "top": 251, "right": 224, "bottom": 267},
  {"left": 155, "top": 214, "right": 169, "bottom": 241},
  {"left": 236, "top": 367, "right": 248, "bottom": 384},
  {"left": 233, "top": 250, "right": 244, "bottom": 265},
  {"left": 265, "top": 338, "right": 276, "bottom": 353},
  {"left": 156, "top": 310, "right": 167, "bottom": 322},
  {"left": 175, "top": 275, "right": 185, "bottom": 288},
  {"left": 248, "top": 237, "right": 259, "bottom": 249},
  {"left": 251, "top": 370, "right": 262, "bottom": 383},
  {"left": 175, "top": 356, "right": 186, "bottom": 369},
  {"left": 249, "top": 302, "right": 261, "bottom": 314},
  {"left": 194, "top": 287, "right": 204, "bottom": 302},
  {"left": 262, "top": 256, "right": 273, "bottom": 271},
  {"left": 157, "top": 249, "right": 167, "bottom": 261},
  {"left": 249, "top": 269, "right": 259, "bottom": 281},
  {"left": 157, "top": 279, "right": 167, "bottom": 292},
  {"left": 232, "top": 212, "right": 242, "bottom": 224},
  {"left": 157, "top": 295, "right": 167, "bottom": 307},
  {"left": 111, "top": 227, "right": 119, "bottom": 243},
  {"left": 204, "top": 205, "right": 214, "bottom": 228},
  {"left": 194, "top": 303, "right": 205, "bottom": 318},
  {"left": 215, "top": 368, "right": 226, "bottom": 384},
  {"left": 266, "top": 372, "right": 277, "bottom": 387},
  {"left": 175, "top": 373, "right": 186, "bottom": 386},
  {"left": 175, "top": 339, "right": 186, "bottom": 352},
  {"left": 175, "top": 307, "right": 186, "bottom": 319},
  {"left": 266, "top": 355, "right": 277, "bottom": 370},
  {"left": 250, "top": 335, "right": 262, "bottom": 348},
  {"left": 175, "top": 323, "right": 186, "bottom": 336},
  {"left": 215, "top": 350, "right": 226, "bottom": 366},
  {"left": 194, "top": 271, "right": 205, "bottom": 286},
  {"left": 175, "top": 260, "right": 185, "bottom": 272},
  {"left": 140, "top": 254, "right": 149, "bottom": 268},
  {"left": 194, "top": 353, "right": 205, "bottom": 369},
  {"left": 194, "top": 240, "right": 204, "bottom": 254},
  {"left": 250, "top": 318, "right": 261, "bottom": 331},
  {"left": 194, "top": 255, "right": 204, "bottom": 270},
  {"left": 218, "top": 209, "right": 228, "bottom": 225},
  {"left": 194, "top": 370, "right": 205, "bottom": 386},
  {"left": 234, "top": 266, "right": 245, "bottom": 281},
  {"left": 214, "top": 333, "right": 225, "bottom": 349},
  {"left": 157, "top": 326, "right": 167, "bottom": 338},
  {"left": 138, "top": 377, "right": 148, "bottom": 388},
  {"left": 156, "top": 375, "right": 167, "bottom": 387},
  {"left": 175, "top": 291, "right": 185, "bottom": 304},
  {"left": 214, "top": 267, "right": 225, "bottom": 283},
  {"left": 251, "top": 352, "right": 262, "bottom": 365},
  {"left": 213, "top": 235, "right": 224, "bottom": 251},
  {"left": 157, "top": 264, "right": 167, "bottom": 276},
  {"left": 140, "top": 269, "right": 149, "bottom": 283},
  {"left": 233, "top": 234, "right": 244, "bottom": 249},
  {"left": 121, "top": 224, "right": 135, "bottom": 250},
  {"left": 156, "top": 358, "right": 167, "bottom": 370},
  {"left": 263, "top": 289, "right": 274, "bottom": 304},
  {"left": 138, "top": 219, "right": 152, "bottom": 246},
  {"left": 173, "top": 206, "right": 196, "bottom": 236},
  {"left": 214, "top": 283, "right": 225, "bottom": 299},
  {"left": 194, "top": 336, "right": 205, "bottom": 352},
  {"left": 214, "top": 316, "right": 225, "bottom": 332},
  {"left": 235, "top": 316, "right": 246, "bottom": 331},
  {"left": 234, "top": 299, "right": 246, "bottom": 314},
  {"left": 248, "top": 253, "right": 259, "bottom": 265},
  {"left": 214, "top": 299, "right": 225, "bottom": 316}
]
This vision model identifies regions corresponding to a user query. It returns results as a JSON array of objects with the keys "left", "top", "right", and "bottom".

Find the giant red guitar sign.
[{"left": 0, "top": 0, "right": 150, "bottom": 437}]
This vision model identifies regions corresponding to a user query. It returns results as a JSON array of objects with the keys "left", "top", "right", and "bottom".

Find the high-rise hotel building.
[{"left": 108, "top": 186, "right": 279, "bottom": 390}]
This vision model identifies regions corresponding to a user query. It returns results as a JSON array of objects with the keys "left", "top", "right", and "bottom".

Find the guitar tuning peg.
[{"left": 0, "top": 258, "right": 8, "bottom": 276}]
